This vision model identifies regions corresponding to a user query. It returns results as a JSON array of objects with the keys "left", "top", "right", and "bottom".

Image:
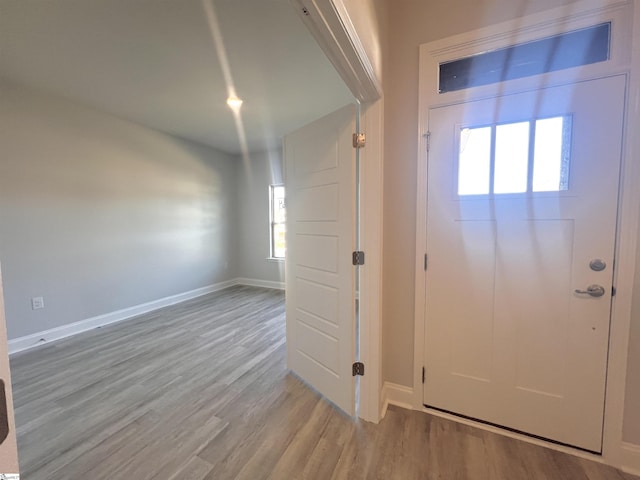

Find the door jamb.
[
  {"left": 414, "top": 0, "right": 640, "bottom": 469},
  {"left": 357, "top": 99, "right": 384, "bottom": 423}
]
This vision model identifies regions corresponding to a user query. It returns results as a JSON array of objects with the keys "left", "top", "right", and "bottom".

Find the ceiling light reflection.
[{"left": 226, "top": 95, "right": 243, "bottom": 111}]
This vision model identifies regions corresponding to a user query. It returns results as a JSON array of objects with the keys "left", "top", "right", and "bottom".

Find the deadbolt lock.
[{"left": 589, "top": 259, "right": 606, "bottom": 272}]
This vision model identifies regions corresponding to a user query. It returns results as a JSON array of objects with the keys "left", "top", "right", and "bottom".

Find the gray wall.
[
  {"left": 235, "top": 150, "right": 285, "bottom": 284},
  {"left": 0, "top": 82, "right": 238, "bottom": 340}
]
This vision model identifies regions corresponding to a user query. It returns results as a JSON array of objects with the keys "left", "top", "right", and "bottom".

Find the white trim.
[
  {"left": 8, "top": 279, "right": 238, "bottom": 355},
  {"left": 381, "top": 382, "right": 414, "bottom": 418},
  {"left": 235, "top": 277, "right": 285, "bottom": 290},
  {"left": 417, "top": 0, "right": 632, "bottom": 108},
  {"left": 357, "top": 98, "right": 384, "bottom": 423},
  {"left": 414, "top": 0, "right": 638, "bottom": 470},
  {"left": 289, "top": 0, "right": 382, "bottom": 102},
  {"left": 621, "top": 442, "right": 640, "bottom": 476}
]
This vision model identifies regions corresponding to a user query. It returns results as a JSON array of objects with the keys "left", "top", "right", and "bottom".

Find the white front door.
[
  {"left": 423, "top": 75, "right": 625, "bottom": 452},
  {"left": 284, "top": 104, "right": 356, "bottom": 415}
]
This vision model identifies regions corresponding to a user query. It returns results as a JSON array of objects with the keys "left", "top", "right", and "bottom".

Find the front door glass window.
[{"left": 457, "top": 115, "right": 572, "bottom": 196}]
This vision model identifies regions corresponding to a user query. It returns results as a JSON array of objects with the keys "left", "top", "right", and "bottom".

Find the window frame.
[{"left": 455, "top": 114, "right": 573, "bottom": 199}]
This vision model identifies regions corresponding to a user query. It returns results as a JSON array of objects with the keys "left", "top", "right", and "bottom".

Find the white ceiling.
[{"left": 0, "top": 0, "right": 354, "bottom": 154}]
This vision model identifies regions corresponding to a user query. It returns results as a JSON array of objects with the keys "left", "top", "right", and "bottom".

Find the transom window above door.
[{"left": 457, "top": 115, "right": 572, "bottom": 196}]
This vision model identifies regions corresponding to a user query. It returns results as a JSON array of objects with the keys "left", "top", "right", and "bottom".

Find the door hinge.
[
  {"left": 352, "top": 251, "right": 365, "bottom": 265},
  {"left": 612, "top": 286, "right": 616, "bottom": 296},
  {"left": 353, "top": 362, "right": 365, "bottom": 376},
  {"left": 353, "top": 132, "right": 366, "bottom": 149},
  {"left": 424, "top": 253, "right": 428, "bottom": 271},
  {"left": 422, "top": 367, "right": 425, "bottom": 384},
  {"left": 424, "top": 132, "right": 431, "bottom": 152}
]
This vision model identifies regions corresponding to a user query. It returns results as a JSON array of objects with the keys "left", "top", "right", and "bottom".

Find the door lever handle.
[{"left": 574, "top": 285, "right": 606, "bottom": 297}]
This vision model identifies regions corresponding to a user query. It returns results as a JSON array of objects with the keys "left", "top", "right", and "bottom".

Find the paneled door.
[
  {"left": 285, "top": 104, "right": 356, "bottom": 415},
  {"left": 423, "top": 75, "right": 625, "bottom": 452}
]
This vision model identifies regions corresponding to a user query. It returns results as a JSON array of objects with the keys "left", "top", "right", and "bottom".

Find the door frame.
[
  {"left": 291, "top": 0, "right": 384, "bottom": 422},
  {"left": 0, "top": 264, "right": 20, "bottom": 472},
  {"left": 413, "top": 0, "right": 640, "bottom": 471}
]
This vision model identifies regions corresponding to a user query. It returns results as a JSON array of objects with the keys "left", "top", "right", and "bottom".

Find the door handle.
[{"left": 574, "top": 285, "right": 606, "bottom": 297}]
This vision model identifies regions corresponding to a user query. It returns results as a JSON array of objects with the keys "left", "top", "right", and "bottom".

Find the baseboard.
[
  {"left": 621, "top": 442, "right": 640, "bottom": 476},
  {"left": 380, "top": 382, "right": 640, "bottom": 474},
  {"left": 235, "top": 277, "right": 285, "bottom": 290},
  {"left": 381, "top": 381, "right": 414, "bottom": 418},
  {"left": 8, "top": 279, "right": 238, "bottom": 355}
]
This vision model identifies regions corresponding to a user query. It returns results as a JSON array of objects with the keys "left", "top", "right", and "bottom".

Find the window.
[
  {"left": 439, "top": 23, "right": 610, "bottom": 93},
  {"left": 269, "top": 185, "right": 286, "bottom": 259},
  {"left": 458, "top": 115, "right": 572, "bottom": 196}
]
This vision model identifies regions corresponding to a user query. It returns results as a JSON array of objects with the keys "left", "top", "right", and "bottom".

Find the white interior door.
[
  {"left": 285, "top": 104, "right": 356, "bottom": 415},
  {"left": 423, "top": 75, "right": 625, "bottom": 452}
]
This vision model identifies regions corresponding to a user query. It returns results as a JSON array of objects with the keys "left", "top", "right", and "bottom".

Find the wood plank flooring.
[{"left": 9, "top": 285, "right": 638, "bottom": 479}]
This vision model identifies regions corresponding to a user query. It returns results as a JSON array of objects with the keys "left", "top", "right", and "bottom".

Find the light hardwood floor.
[{"left": 9, "top": 285, "right": 638, "bottom": 479}]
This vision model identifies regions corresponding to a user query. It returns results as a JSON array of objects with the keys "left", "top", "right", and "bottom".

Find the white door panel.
[
  {"left": 424, "top": 76, "right": 625, "bottom": 451},
  {"left": 285, "top": 104, "right": 356, "bottom": 415}
]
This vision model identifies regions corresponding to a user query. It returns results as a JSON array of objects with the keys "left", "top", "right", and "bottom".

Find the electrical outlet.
[{"left": 31, "top": 297, "right": 45, "bottom": 310}]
